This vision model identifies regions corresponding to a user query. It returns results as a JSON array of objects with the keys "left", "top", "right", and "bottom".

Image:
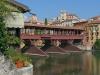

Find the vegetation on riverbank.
[
  {"left": 0, "top": 0, "right": 32, "bottom": 68},
  {"left": 93, "top": 39, "right": 100, "bottom": 50}
]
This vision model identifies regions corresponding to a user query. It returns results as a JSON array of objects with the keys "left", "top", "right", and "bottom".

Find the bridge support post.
[{"left": 51, "top": 40, "right": 61, "bottom": 47}]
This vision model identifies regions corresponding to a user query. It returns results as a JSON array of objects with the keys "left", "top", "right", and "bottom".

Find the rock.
[
  {"left": 0, "top": 53, "right": 33, "bottom": 75},
  {"left": 0, "top": 54, "right": 16, "bottom": 75}
]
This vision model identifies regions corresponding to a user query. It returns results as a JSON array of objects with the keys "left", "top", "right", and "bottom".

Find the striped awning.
[{"left": 5, "top": 12, "right": 24, "bottom": 28}]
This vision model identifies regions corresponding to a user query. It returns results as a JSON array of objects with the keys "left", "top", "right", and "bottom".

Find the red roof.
[
  {"left": 63, "top": 45, "right": 81, "bottom": 52},
  {"left": 45, "top": 46, "right": 66, "bottom": 54},
  {"left": 24, "top": 22, "right": 84, "bottom": 30},
  {"left": 90, "top": 16, "right": 100, "bottom": 20},
  {"left": 90, "top": 20, "right": 100, "bottom": 24},
  {"left": 24, "top": 45, "right": 48, "bottom": 56}
]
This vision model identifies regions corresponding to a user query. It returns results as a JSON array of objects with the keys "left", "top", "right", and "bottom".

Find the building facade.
[
  {"left": 6, "top": 0, "right": 30, "bottom": 37},
  {"left": 74, "top": 16, "right": 100, "bottom": 50},
  {"left": 50, "top": 10, "right": 80, "bottom": 27}
]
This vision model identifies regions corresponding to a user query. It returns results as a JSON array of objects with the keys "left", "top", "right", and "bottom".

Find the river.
[{"left": 32, "top": 51, "right": 100, "bottom": 75}]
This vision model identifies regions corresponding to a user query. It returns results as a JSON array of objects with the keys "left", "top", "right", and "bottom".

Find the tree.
[
  {"left": 0, "top": 0, "right": 20, "bottom": 54},
  {"left": 0, "top": 0, "right": 10, "bottom": 53},
  {"left": 0, "top": 0, "right": 11, "bottom": 17},
  {"left": 0, "top": 0, "right": 32, "bottom": 67},
  {"left": 44, "top": 18, "right": 48, "bottom": 25},
  {"left": 0, "top": 16, "right": 8, "bottom": 53},
  {"left": 93, "top": 39, "right": 100, "bottom": 50}
]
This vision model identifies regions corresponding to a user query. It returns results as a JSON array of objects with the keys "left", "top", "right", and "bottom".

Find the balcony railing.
[{"left": 20, "top": 33, "right": 83, "bottom": 40}]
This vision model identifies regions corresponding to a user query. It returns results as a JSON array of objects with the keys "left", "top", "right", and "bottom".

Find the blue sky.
[{"left": 18, "top": 0, "right": 100, "bottom": 20}]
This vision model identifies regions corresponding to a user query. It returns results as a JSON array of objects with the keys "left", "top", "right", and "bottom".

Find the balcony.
[{"left": 20, "top": 33, "right": 83, "bottom": 40}]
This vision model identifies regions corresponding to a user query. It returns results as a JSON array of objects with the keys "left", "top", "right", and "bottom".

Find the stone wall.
[
  {"left": 16, "top": 64, "right": 33, "bottom": 75},
  {"left": 0, "top": 54, "right": 33, "bottom": 75},
  {"left": 0, "top": 54, "right": 16, "bottom": 75}
]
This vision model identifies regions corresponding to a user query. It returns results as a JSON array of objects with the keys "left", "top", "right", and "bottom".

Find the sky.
[{"left": 17, "top": 0, "right": 100, "bottom": 20}]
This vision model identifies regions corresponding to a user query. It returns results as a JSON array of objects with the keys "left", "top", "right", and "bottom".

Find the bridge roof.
[{"left": 24, "top": 22, "right": 84, "bottom": 30}]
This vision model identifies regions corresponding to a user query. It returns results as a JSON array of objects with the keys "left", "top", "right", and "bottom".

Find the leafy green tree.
[
  {"left": 0, "top": 16, "right": 8, "bottom": 53},
  {"left": 0, "top": 0, "right": 20, "bottom": 54},
  {"left": 6, "top": 35, "right": 21, "bottom": 47},
  {"left": 94, "top": 39, "right": 100, "bottom": 50},
  {"left": 0, "top": 0, "right": 11, "bottom": 53},
  {"left": 0, "top": 0, "right": 32, "bottom": 67}
]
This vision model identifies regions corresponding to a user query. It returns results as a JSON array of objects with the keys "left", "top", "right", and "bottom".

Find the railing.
[{"left": 20, "top": 33, "right": 84, "bottom": 40}]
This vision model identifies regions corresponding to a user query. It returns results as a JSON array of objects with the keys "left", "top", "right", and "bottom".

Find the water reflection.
[
  {"left": 32, "top": 51, "right": 100, "bottom": 75},
  {"left": 92, "top": 51, "right": 100, "bottom": 75}
]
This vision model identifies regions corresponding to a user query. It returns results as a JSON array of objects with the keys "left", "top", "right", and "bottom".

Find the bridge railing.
[{"left": 20, "top": 33, "right": 84, "bottom": 40}]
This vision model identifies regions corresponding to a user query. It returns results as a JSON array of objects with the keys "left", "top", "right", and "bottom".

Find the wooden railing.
[{"left": 20, "top": 33, "right": 84, "bottom": 40}]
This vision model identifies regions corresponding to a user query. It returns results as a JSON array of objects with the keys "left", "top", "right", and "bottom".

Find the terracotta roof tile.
[
  {"left": 45, "top": 46, "right": 66, "bottom": 54},
  {"left": 24, "top": 45, "right": 48, "bottom": 56},
  {"left": 90, "top": 20, "right": 100, "bottom": 24},
  {"left": 63, "top": 45, "right": 81, "bottom": 52},
  {"left": 8, "top": 0, "right": 30, "bottom": 12}
]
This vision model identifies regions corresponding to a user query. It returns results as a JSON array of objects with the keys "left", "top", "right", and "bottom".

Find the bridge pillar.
[
  {"left": 33, "top": 39, "right": 44, "bottom": 47},
  {"left": 51, "top": 40, "right": 61, "bottom": 47},
  {"left": 22, "top": 39, "right": 45, "bottom": 48}
]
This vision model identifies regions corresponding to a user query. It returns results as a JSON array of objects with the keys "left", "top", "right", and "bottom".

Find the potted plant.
[
  {"left": 15, "top": 59, "right": 24, "bottom": 68},
  {"left": 5, "top": 47, "right": 32, "bottom": 68}
]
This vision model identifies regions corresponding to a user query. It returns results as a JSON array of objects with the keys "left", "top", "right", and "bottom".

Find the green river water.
[{"left": 32, "top": 51, "right": 100, "bottom": 75}]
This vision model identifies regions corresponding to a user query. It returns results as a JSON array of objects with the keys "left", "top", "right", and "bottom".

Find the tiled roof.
[
  {"left": 90, "top": 16, "right": 100, "bottom": 20},
  {"left": 8, "top": 0, "right": 30, "bottom": 12},
  {"left": 45, "top": 46, "right": 66, "bottom": 54},
  {"left": 63, "top": 45, "right": 81, "bottom": 52},
  {"left": 24, "top": 45, "right": 48, "bottom": 56},
  {"left": 24, "top": 22, "right": 84, "bottom": 30},
  {"left": 90, "top": 20, "right": 100, "bottom": 24}
]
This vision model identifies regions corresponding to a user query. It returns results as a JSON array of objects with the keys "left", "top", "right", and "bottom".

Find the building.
[
  {"left": 27, "top": 14, "right": 44, "bottom": 26},
  {"left": 86, "top": 16, "right": 100, "bottom": 49},
  {"left": 20, "top": 21, "right": 84, "bottom": 48},
  {"left": 28, "top": 14, "right": 38, "bottom": 24},
  {"left": 74, "top": 21, "right": 89, "bottom": 50},
  {"left": 21, "top": 10, "right": 85, "bottom": 49},
  {"left": 5, "top": 0, "right": 30, "bottom": 37},
  {"left": 58, "top": 10, "right": 80, "bottom": 22},
  {"left": 50, "top": 10, "right": 80, "bottom": 27},
  {"left": 74, "top": 16, "right": 100, "bottom": 50}
]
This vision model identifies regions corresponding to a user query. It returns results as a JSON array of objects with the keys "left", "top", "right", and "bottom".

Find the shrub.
[
  {"left": 94, "top": 39, "right": 100, "bottom": 50},
  {"left": 5, "top": 47, "right": 32, "bottom": 68}
]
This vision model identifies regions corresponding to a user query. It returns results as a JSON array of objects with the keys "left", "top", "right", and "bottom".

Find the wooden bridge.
[{"left": 20, "top": 22, "right": 84, "bottom": 40}]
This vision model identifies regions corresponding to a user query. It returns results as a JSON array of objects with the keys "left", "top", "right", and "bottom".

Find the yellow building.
[
  {"left": 85, "top": 17, "right": 100, "bottom": 50},
  {"left": 74, "top": 16, "right": 100, "bottom": 50}
]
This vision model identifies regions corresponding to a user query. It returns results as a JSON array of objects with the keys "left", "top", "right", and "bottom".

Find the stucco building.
[
  {"left": 74, "top": 16, "right": 100, "bottom": 50},
  {"left": 50, "top": 10, "right": 80, "bottom": 27},
  {"left": 6, "top": 0, "right": 30, "bottom": 37}
]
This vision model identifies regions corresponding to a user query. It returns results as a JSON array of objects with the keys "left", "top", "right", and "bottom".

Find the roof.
[
  {"left": 24, "top": 45, "right": 48, "bottom": 56},
  {"left": 24, "top": 22, "right": 84, "bottom": 30},
  {"left": 45, "top": 46, "right": 66, "bottom": 54},
  {"left": 74, "top": 21, "right": 88, "bottom": 24},
  {"left": 89, "top": 20, "right": 100, "bottom": 24},
  {"left": 8, "top": 0, "right": 30, "bottom": 12},
  {"left": 62, "top": 45, "right": 81, "bottom": 52},
  {"left": 90, "top": 16, "right": 100, "bottom": 20}
]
